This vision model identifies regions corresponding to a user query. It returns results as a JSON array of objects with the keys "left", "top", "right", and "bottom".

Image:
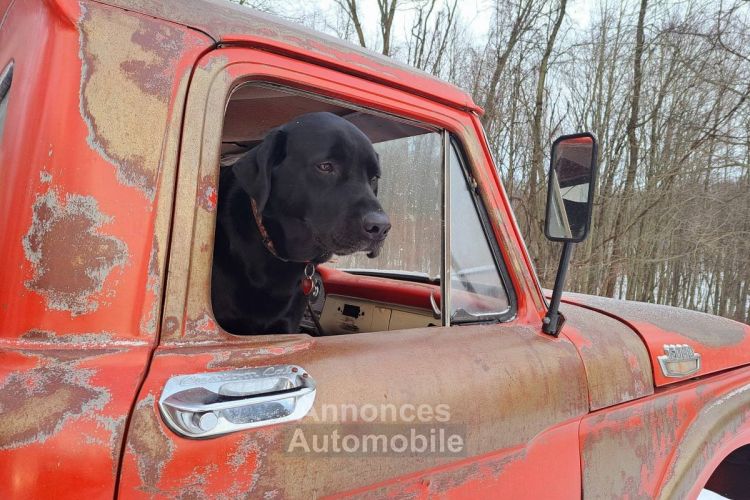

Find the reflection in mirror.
[{"left": 546, "top": 135, "right": 595, "bottom": 241}]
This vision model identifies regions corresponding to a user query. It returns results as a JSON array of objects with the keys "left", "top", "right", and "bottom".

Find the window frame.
[
  {"left": 447, "top": 136, "right": 517, "bottom": 325},
  {"left": 0, "top": 59, "right": 13, "bottom": 142},
  {"left": 162, "top": 48, "right": 519, "bottom": 341}
]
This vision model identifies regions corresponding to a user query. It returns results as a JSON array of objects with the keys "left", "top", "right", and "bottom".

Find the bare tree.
[
  {"left": 334, "top": 0, "right": 368, "bottom": 48},
  {"left": 377, "top": 0, "right": 399, "bottom": 56}
]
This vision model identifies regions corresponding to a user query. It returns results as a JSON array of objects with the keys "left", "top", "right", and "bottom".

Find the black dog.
[{"left": 212, "top": 112, "right": 390, "bottom": 334}]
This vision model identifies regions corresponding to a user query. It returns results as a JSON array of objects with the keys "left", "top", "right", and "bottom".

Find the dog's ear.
[{"left": 233, "top": 127, "right": 287, "bottom": 212}]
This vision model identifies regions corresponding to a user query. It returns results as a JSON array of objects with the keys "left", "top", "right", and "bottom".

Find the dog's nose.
[{"left": 362, "top": 211, "right": 391, "bottom": 240}]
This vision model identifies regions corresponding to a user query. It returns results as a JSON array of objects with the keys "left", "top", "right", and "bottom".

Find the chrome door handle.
[{"left": 158, "top": 365, "right": 316, "bottom": 438}]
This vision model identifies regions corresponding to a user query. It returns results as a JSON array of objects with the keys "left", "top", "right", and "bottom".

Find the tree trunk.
[{"left": 603, "top": 0, "right": 648, "bottom": 297}]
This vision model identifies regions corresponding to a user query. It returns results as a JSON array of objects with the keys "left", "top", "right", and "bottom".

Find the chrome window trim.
[
  {"left": 447, "top": 136, "right": 517, "bottom": 324},
  {"left": 441, "top": 130, "right": 451, "bottom": 327}
]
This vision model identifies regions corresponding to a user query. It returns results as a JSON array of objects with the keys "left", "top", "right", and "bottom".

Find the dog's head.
[{"left": 234, "top": 112, "right": 390, "bottom": 262}]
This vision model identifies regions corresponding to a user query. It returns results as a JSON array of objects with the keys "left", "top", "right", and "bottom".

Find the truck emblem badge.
[{"left": 658, "top": 344, "right": 701, "bottom": 378}]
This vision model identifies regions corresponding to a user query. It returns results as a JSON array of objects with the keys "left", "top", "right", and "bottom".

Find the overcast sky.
[{"left": 264, "top": 0, "right": 594, "bottom": 51}]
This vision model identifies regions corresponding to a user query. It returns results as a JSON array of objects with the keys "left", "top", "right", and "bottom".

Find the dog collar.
[
  {"left": 249, "top": 198, "right": 287, "bottom": 261},
  {"left": 250, "top": 198, "right": 315, "bottom": 296}
]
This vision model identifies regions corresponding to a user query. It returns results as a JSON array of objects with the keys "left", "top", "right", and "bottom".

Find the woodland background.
[{"left": 231, "top": 0, "right": 750, "bottom": 324}]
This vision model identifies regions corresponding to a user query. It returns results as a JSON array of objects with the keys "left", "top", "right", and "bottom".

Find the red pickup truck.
[{"left": 1, "top": 1, "right": 749, "bottom": 498}]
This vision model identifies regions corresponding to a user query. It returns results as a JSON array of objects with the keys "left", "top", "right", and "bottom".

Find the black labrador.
[{"left": 212, "top": 112, "right": 390, "bottom": 334}]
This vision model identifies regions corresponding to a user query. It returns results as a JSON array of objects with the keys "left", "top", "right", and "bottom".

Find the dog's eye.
[
  {"left": 316, "top": 162, "right": 335, "bottom": 173},
  {"left": 370, "top": 176, "right": 379, "bottom": 195}
]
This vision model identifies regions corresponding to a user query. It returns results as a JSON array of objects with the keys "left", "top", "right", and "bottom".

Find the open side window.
[{"left": 208, "top": 82, "right": 514, "bottom": 335}]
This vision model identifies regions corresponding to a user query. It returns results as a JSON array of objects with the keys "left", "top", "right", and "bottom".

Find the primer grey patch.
[
  {"left": 185, "top": 312, "right": 219, "bottom": 338},
  {"left": 20, "top": 329, "right": 147, "bottom": 346},
  {"left": 94, "top": 414, "right": 128, "bottom": 478},
  {"left": 22, "top": 189, "right": 129, "bottom": 316},
  {"left": 140, "top": 239, "right": 161, "bottom": 335},
  {"left": 127, "top": 394, "right": 176, "bottom": 491},
  {"left": 564, "top": 292, "right": 747, "bottom": 347},
  {"left": 22, "top": 329, "right": 113, "bottom": 344},
  {"left": 227, "top": 431, "right": 279, "bottom": 493},
  {"left": 76, "top": 3, "right": 156, "bottom": 200},
  {"left": 40, "top": 170, "right": 52, "bottom": 183},
  {"left": 0, "top": 359, "right": 111, "bottom": 450}
]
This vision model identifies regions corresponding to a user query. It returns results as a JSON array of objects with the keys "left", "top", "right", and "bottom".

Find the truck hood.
[{"left": 560, "top": 292, "right": 750, "bottom": 386}]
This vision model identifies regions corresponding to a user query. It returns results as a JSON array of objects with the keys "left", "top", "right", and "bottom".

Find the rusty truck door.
[{"left": 116, "top": 47, "right": 589, "bottom": 498}]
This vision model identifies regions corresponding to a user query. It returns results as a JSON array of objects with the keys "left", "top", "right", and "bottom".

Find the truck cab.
[{"left": 1, "top": 1, "right": 749, "bottom": 498}]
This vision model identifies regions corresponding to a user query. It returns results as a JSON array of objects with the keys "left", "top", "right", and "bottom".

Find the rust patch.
[
  {"left": 85, "top": 414, "right": 128, "bottom": 479},
  {"left": 78, "top": 3, "right": 186, "bottom": 199},
  {"left": 121, "top": 23, "right": 184, "bottom": 101},
  {"left": 163, "top": 315, "right": 180, "bottom": 337},
  {"left": 198, "top": 174, "right": 218, "bottom": 212},
  {"left": 22, "top": 189, "right": 128, "bottom": 315},
  {"left": 561, "top": 303, "right": 654, "bottom": 410},
  {"left": 127, "top": 394, "right": 175, "bottom": 491},
  {"left": 582, "top": 395, "right": 682, "bottom": 498},
  {"left": 206, "top": 339, "right": 315, "bottom": 369},
  {"left": 660, "top": 382, "right": 750, "bottom": 498},
  {"left": 0, "top": 354, "right": 111, "bottom": 450},
  {"left": 140, "top": 238, "right": 161, "bottom": 335},
  {"left": 565, "top": 292, "right": 746, "bottom": 347},
  {"left": 22, "top": 329, "right": 113, "bottom": 344},
  {"left": 225, "top": 430, "right": 281, "bottom": 497},
  {"left": 185, "top": 312, "right": 219, "bottom": 338}
]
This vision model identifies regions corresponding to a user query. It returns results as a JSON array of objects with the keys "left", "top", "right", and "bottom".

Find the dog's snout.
[{"left": 362, "top": 211, "right": 391, "bottom": 240}]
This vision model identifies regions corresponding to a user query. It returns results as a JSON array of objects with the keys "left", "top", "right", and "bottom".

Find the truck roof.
[{"left": 99, "top": 0, "right": 481, "bottom": 114}]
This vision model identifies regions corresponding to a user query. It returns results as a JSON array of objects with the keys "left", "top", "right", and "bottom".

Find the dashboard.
[{"left": 300, "top": 267, "right": 440, "bottom": 335}]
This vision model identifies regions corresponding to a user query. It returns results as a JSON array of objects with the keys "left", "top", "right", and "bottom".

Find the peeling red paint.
[
  {"left": 121, "top": 22, "right": 185, "bottom": 101},
  {"left": 185, "top": 312, "right": 219, "bottom": 338},
  {"left": 21, "top": 329, "right": 114, "bottom": 344},
  {"left": 0, "top": 0, "right": 207, "bottom": 497},
  {"left": 561, "top": 292, "right": 750, "bottom": 386},
  {"left": 22, "top": 189, "right": 128, "bottom": 316},
  {"left": 0, "top": 363, "right": 107, "bottom": 449},
  {"left": 140, "top": 238, "right": 161, "bottom": 336},
  {"left": 560, "top": 302, "right": 654, "bottom": 410},
  {"left": 163, "top": 315, "right": 180, "bottom": 338},
  {"left": 581, "top": 366, "right": 750, "bottom": 498},
  {"left": 77, "top": 2, "right": 199, "bottom": 200},
  {"left": 198, "top": 174, "right": 218, "bottom": 212}
]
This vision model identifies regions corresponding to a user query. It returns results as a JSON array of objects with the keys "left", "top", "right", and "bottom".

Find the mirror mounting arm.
[{"left": 543, "top": 241, "right": 573, "bottom": 336}]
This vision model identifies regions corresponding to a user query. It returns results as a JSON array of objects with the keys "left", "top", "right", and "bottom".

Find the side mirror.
[
  {"left": 542, "top": 132, "right": 598, "bottom": 336},
  {"left": 544, "top": 133, "right": 597, "bottom": 242}
]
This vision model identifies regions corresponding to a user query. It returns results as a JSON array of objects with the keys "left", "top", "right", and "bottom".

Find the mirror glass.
[{"left": 545, "top": 134, "right": 596, "bottom": 242}]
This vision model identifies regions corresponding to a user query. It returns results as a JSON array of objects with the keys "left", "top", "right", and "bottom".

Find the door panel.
[{"left": 119, "top": 325, "right": 587, "bottom": 497}]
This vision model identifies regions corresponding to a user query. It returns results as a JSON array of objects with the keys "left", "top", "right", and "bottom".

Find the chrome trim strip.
[{"left": 441, "top": 130, "right": 451, "bottom": 327}]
